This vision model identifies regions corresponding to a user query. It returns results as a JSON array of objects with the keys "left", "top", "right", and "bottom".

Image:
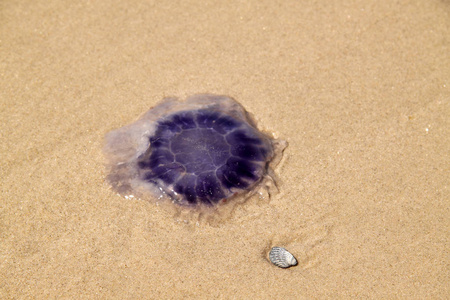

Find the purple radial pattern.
[{"left": 138, "top": 108, "right": 272, "bottom": 205}]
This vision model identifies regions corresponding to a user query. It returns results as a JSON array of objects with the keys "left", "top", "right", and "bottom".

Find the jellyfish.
[{"left": 103, "top": 94, "right": 282, "bottom": 207}]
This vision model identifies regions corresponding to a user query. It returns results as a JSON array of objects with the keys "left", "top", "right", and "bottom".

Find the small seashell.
[{"left": 269, "top": 247, "right": 298, "bottom": 268}]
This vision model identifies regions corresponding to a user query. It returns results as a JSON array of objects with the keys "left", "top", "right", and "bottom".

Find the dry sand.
[{"left": 1, "top": 0, "right": 448, "bottom": 298}]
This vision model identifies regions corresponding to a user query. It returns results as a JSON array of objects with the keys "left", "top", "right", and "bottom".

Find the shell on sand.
[{"left": 269, "top": 247, "right": 298, "bottom": 268}]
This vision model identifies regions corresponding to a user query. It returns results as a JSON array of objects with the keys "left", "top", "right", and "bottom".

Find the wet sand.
[{"left": 1, "top": 0, "right": 448, "bottom": 298}]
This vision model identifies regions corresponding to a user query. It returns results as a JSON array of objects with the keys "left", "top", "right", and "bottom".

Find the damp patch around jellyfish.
[{"left": 103, "top": 94, "right": 286, "bottom": 211}]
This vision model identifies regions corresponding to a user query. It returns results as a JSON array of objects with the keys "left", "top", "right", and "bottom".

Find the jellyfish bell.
[{"left": 103, "top": 94, "right": 285, "bottom": 217}]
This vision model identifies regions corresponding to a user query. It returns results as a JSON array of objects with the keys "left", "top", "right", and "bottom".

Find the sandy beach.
[{"left": 1, "top": 0, "right": 448, "bottom": 298}]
